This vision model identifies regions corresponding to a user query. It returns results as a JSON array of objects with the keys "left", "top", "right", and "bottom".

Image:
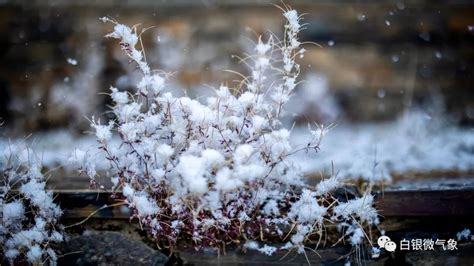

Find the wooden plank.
[{"left": 374, "top": 188, "right": 474, "bottom": 217}]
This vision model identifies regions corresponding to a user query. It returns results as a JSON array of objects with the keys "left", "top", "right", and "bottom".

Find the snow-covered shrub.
[
  {"left": 0, "top": 141, "right": 64, "bottom": 265},
  {"left": 74, "top": 6, "right": 380, "bottom": 259}
]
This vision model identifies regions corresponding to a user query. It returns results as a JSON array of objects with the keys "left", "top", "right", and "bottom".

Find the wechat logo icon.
[{"left": 378, "top": 236, "right": 397, "bottom": 252}]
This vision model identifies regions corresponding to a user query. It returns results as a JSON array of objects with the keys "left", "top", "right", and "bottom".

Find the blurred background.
[{"left": 0, "top": 0, "right": 473, "bottom": 187}]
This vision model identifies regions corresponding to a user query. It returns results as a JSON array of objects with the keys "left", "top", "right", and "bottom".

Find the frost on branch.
[
  {"left": 0, "top": 140, "right": 64, "bottom": 265},
  {"left": 79, "top": 8, "right": 380, "bottom": 259}
]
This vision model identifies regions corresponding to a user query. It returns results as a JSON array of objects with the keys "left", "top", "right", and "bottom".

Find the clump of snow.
[
  {"left": 233, "top": 144, "right": 254, "bottom": 164},
  {"left": 215, "top": 167, "right": 242, "bottom": 191},
  {"left": 258, "top": 244, "right": 278, "bottom": 256},
  {"left": 333, "top": 194, "right": 379, "bottom": 225},
  {"left": 176, "top": 155, "right": 208, "bottom": 194},
  {"left": 349, "top": 227, "right": 365, "bottom": 246},
  {"left": 3, "top": 201, "right": 25, "bottom": 227},
  {"left": 244, "top": 240, "right": 260, "bottom": 250},
  {"left": 90, "top": 118, "right": 114, "bottom": 142},
  {"left": 67, "top": 58, "right": 78, "bottom": 65},
  {"left": 130, "top": 194, "right": 160, "bottom": 217},
  {"left": 371, "top": 247, "right": 381, "bottom": 258},
  {"left": 283, "top": 10, "right": 300, "bottom": 33},
  {"left": 244, "top": 241, "right": 277, "bottom": 256},
  {"left": 288, "top": 189, "right": 327, "bottom": 224},
  {"left": 26, "top": 245, "right": 42, "bottom": 263},
  {"left": 316, "top": 176, "right": 341, "bottom": 196}
]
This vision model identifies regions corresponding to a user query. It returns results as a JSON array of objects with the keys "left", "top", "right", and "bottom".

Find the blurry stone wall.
[{"left": 0, "top": 0, "right": 473, "bottom": 134}]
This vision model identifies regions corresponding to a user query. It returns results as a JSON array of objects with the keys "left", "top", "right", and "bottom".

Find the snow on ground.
[
  {"left": 291, "top": 111, "right": 474, "bottom": 182},
  {"left": 0, "top": 130, "right": 110, "bottom": 173}
]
